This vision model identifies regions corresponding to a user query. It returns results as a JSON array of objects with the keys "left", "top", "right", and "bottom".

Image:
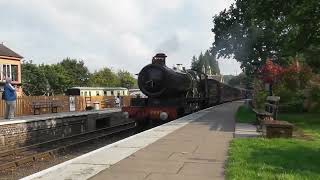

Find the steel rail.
[{"left": 0, "top": 121, "right": 136, "bottom": 171}]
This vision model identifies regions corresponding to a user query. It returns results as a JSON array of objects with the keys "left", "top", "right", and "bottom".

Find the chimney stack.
[{"left": 152, "top": 53, "right": 167, "bottom": 66}]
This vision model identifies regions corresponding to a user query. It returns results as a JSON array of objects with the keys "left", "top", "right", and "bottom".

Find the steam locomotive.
[{"left": 122, "top": 53, "right": 247, "bottom": 123}]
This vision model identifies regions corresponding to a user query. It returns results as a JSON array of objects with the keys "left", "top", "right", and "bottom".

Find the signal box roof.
[{"left": 0, "top": 44, "right": 23, "bottom": 59}]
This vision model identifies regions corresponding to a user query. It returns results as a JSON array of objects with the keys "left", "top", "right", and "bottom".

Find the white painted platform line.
[
  {"left": 21, "top": 104, "right": 222, "bottom": 180},
  {"left": 234, "top": 123, "right": 261, "bottom": 138}
]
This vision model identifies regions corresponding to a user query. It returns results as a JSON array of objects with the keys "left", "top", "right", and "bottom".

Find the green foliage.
[
  {"left": 117, "top": 70, "right": 136, "bottom": 89},
  {"left": 58, "top": 58, "right": 90, "bottom": 87},
  {"left": 212, "top": 0, "right": 320, "bottom": 75},
  {"left": 272, "top": 63, "right": 314, "bottom": 112},
  {"left": 22, "top": 59, "right": 90, "bottom": 95},
  {"left": 21, "top": 61, "right": 48, "bottom": 96},
  {"left": 255, "top": 91, "right": 268, "bottom": 109},
  {"left": 39, "top": 64, "right": 71, "bottom": 95},
  {"left": 273, "top": 83, "right": 304, "bottom": 112},
  {"left": 191, "top": 50, "right": 220, "bottom": 74},
  {"left": 303, "top": 46, "right": 320, "bottom": 74},
  {"left": 22, "top": 59, "right": 137, "bottom": 96},
  {"left": 252, "top": 78, "right": 268, "bottom": 109},
  {"left": 227, "top": 73, "right": 249, "bottom": 88},
  {"left": 89, "top": 68, "right": 120, "bottom": 87},
  {"left": 191, "top": 56, "right": 200, "bottom": 72},
  {"left": 279, "top": 113, "right": 320, "bottom": 138}
]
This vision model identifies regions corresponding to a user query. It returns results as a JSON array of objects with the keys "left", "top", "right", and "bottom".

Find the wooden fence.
[
  {"left": 79, "top": 96, "right": 132, "bottom": 109},
  {"left": 0, "top": 96, "right": 133, "bottom": 117}
]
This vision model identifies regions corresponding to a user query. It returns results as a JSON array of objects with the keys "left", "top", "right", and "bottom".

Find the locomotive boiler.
[
  {"left": 122, "top": 53, "right": 247, "bottom": 124},
  {"left": 138, "top": 53, "right": 198, "bottom": 98}
]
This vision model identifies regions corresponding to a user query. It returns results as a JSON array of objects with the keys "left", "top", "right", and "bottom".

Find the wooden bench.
[
  {"left": 253, "top": 96, "right": 280, "bottom": 128},
  {"left": 31, "top": 100, "right": 64, "bottom": 115}
]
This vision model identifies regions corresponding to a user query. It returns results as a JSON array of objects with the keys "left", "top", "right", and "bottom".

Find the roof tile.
[{"left": 0, "top": 44, "right": 23, "bottom": 58}]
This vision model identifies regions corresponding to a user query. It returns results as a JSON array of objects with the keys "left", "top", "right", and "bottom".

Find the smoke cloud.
[{"left": 155, "top": 35, "right": 180, "bottom": 54}]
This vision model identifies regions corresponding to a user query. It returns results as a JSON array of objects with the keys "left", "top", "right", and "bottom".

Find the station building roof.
[{"left": 0, "top": 44, "right": 23, "bottom": 59}]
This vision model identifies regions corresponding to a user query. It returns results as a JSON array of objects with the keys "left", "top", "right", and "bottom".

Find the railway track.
[{"left": 0, "top": 121, "right": 136, "bottom": 171}]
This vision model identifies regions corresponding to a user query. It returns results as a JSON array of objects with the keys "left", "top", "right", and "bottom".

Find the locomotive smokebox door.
[{"left": 152, "top": 53, "right": 167, "bottom": 65}]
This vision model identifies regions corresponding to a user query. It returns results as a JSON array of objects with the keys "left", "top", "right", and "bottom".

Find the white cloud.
[{"left": 0, "top": 0, "right": 240, "bottom": 75}]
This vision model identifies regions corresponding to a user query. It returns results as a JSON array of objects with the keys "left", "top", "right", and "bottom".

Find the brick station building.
[{"left": 0, "top": 43, "right": 23, "bottom": 96}]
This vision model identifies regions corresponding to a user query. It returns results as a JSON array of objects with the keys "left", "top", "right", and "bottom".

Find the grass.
[
  {"left": 235, "top": 105, "right": 256, "bottom": 123},
  {"left": 228, "top": 106, "right": 320, "bottom": 180},
  {"left": 278, "top": 113, "right": 320, "bottom": 139}
]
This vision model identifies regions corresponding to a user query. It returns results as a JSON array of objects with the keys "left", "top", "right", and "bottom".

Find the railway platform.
[
  {"left": 0, "top": 108, "right": 120, "bottom": 125},
  {"left": 0, "top": 108, "right": 124, "bottom": 152},
  {"left": 22, "top": 101, "right": 242, "bottom": 180}
]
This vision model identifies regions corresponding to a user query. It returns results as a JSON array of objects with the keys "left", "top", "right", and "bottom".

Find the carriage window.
[
  {"left": 96, "top": 91, "right": 100, "bottom": 96},
  {"left": 111, "top": 91, "right": 114, "bottom": 95},
  {"left": 104, "top": 91, "right": 107, "bottom": 95},
  {"left": 85, "top": 91, "right": 88, "bottom": 96}
]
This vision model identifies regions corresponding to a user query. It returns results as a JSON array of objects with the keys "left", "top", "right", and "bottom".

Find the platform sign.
[{"left": 69, "top": 96, "right": 76, "bottom": 111}]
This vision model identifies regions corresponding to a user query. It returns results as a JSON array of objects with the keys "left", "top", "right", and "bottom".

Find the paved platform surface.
[
  {"left": 22, "top": 102, "right": 241, "bottom": 180},
  {"left": 0, "top": 108, "right": 120, "bottom": 125},
  {"left": 234, "top": 123, "right": 261, "bottom": 138},
  {"left": 91, "top": 102, "right": 240, "bottom": 180}
]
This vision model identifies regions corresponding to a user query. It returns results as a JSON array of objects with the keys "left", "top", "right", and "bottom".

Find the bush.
[
  {"left": 252, "top": 78, "right": 268, "bottom": 109},
  {"left": 273, "top": 84, "right": 305, "bottom": 112},
  {"left": 272, "top": 62, "right": 314, "bottom": 113}
]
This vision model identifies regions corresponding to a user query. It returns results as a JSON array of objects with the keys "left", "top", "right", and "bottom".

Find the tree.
[
  {"left": 39, "top": 64, "right": 71, "bottom": 95},
  {"left": 190, "top": 50, "right": 220, "bottom": 74},
  {"left": 212, "top": 0, "right": 320, "bottom": 75},
  {"left": 227, "top": 73, "right": 249, "bottom": 88},
  {"left": 90, "top": 68, "right": 119, "bottom": 87},
  {"left": 117, "top": 70, "right": 136, "bottom": 89},
  {"left": 191, "top": 56, "right": 200, "bottom": 71},
  {"left": 21, "top": 61, "right": 48, "bottom": 96},
  {"left": 207, "top": 50, "right": 220, "bottom": 74},
  {"left": 58, "top": 58, "right": 90, "bottom": 87}
]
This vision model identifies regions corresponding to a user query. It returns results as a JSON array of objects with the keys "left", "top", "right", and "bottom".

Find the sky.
[{"left": 0, "top": 0, "right": 242, "bottom": 75}]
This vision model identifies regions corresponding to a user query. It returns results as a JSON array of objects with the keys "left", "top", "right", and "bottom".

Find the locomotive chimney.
[{"left": 152, "top": 53, "right": 167, "bottom": 66}]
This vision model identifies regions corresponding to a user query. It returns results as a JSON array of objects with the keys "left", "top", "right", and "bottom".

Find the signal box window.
[
  {"left": 11, "top": 65, "right": 18, "bottom": 81},
  {"left": 1, "top": 64, "right": 10, "bottom": 80},
  {"left": 0, "top": 64, "right": 18, "bottom": 81}
]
